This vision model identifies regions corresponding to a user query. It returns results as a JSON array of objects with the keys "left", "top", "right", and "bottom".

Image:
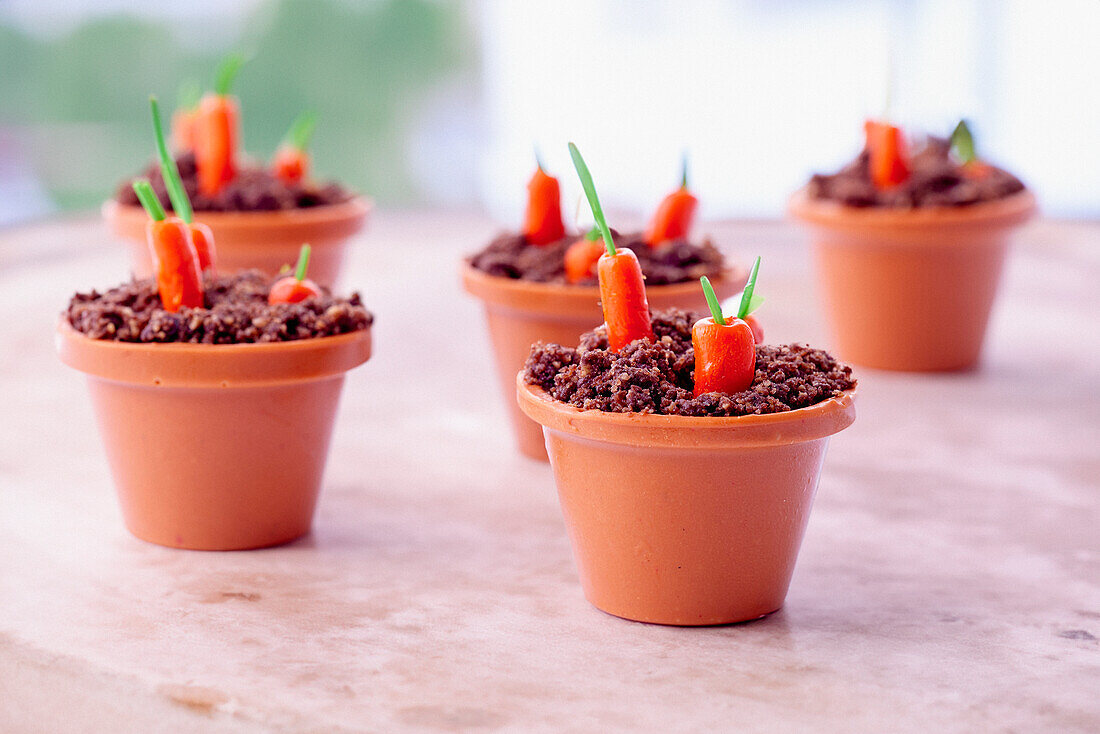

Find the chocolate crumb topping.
[
  {"left": 807, "top": 136, "right": 1025, "bottom": 208},
  {"left": 469, "top": 229, "right": 725, "bottom": 285},
  {"left": 67, "top": 270, "right": 372, "bottom": 344},
  {"left": 524, "top": 309, "right": 854, "bottom": 416},
  {"left": 115, "top": 152, "right": 350, "bottom": 213}
]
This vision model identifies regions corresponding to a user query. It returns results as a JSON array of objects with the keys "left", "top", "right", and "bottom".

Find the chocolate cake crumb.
[
  {"left": 115, "top": 153, "right": 350, "bottom": 213},
  {"left": 67, "top": 271, "right": 372, "bottom": 344},
  {"left": 524, "top": 309, "right": 854, "bottom": 416},
  {"left": 808, "top": 136, "right": 1025, "bottom": 208},
  {"left": 469, "top": 229, "right": 725, "bottom": 285}
]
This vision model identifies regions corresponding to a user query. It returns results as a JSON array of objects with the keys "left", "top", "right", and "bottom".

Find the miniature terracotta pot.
[
  {"left": 789, "top": 190, "right": 1036, "bottom": 371},
  {"left": 518, "top": 378, "right": 856, "bottom": 625},
  {"left": 103, "top": 197, "right": 371, "bottom": 287},
  {"left": 56, "top": 321, "right": 372, "bottom": 551},
  {"left": 462, "top": 262, "right": 748, "bottom": 461}
]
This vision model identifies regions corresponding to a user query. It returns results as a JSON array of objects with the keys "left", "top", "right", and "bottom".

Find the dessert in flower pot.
[
  {"left": 517, "top": 144, "right": 857, "bottom": 625},
  {"left": 463, "top": 155, "right": 748, "bottom": 460},
  {"left": 106, "top": 55, "right": 369, "bottom": 286},
  {"left": 790, "top": 118, "right": 1035, "bottom": 371},
  {"left": 59, "top": 101, "right": 373, "bottom": 551}
]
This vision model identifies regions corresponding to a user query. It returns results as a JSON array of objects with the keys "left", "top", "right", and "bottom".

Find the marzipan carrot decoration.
[
  {"left": 132, "top": 179, "right": 204, "bottom": 313},
  {"left": 186, "top": 221, "right": 216, "bottom": 275},
  {"left": 273, "top": 111, "right": 317, "bottom": 185},
  {"left": 171, "top": 80, "right": 201, "bottom": 153},
  {"left": 151, "top": 96, "right": 216, "bottom": 272},
  {"left": 692, "top": 256, "right": 763, "bottom": 396},
  {"left": 864, "top": 119, "right": 910, "bottom": 189},
  {"left": 644, "top": 155, "right": 698, "bottom": 246},
  {"left": 563, "top": 227, "right": 605, "bottom": 284},
  {"left": 569, "top": 142, "right": 654, "bottom": 351},
  {"left": 950, "top": 119, "right": 991, "bottom": 179},
  {"left": 269, "top": 245, "right": 323, "bottom": 304},
  {"left": 523, "top": 155, "right": 566, "bottom": 245},
  {"left": 196, "top": 54, "right": 245, "bottom": 196}
]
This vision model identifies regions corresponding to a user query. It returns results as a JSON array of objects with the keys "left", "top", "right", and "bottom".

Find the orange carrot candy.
[
  {"left": 692, "top": 256, "right": 763, "bottom": 396},
  {"left": 950, "top": 119, "right": 991, "bottom": 179},
  {"left": 170, "top": 80, "right": 201, "bottom": 153},
  {"left": 196, "top": 53, "right": 245, "bottom": 196},
  {"left": 644, "top": 154, "right": 699, "bottom": 246},
  {"left": 563, "top": 227, "right": 605, "bottom": 284},
  {"left": 273, "top": 111, "right": 317, "bottom": 185},
  {"left": 864, "top": 119, "right": 910, "bottom": 189},
  {"left": 150, "top": 96, "right": 217, "bottom": 272},
  {"left": 131, "top": 179, "right": 204, "bottom": 312},
  {"left": 523, "top": 153, "right": 567, "bottom": 245},
  {"left": 568, "top": 142, "right": 654, "bottom": 352},
  {"left": 269, "top": 245, "right": 323, "bottom": 305}
]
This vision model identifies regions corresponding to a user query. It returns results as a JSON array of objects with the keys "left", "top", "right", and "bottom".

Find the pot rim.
[
  {"left": 787, "top": 187, "right": 1037, "bottom": 233},
  {"left": 103, "top": 196, "right": 372, "bottom": 234},
  {"left": 516, "top": 375, "right": 856, "bottom": 449},
  {"left": 460, "top": 259, "right": 749, "bottom": 315},
  {"left": 56, "top": 318, "right": 372, "bottom": 387}
]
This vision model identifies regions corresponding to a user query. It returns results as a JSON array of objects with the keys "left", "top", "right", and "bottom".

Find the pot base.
[
  {"left": 544, "top": 428, "right": 829, "bottom": 626},
  {"left": 58, "top": 322, "right": 372, "bottom": 552},
  {"left": 520, "top": 379, "right": 856, "bottom": 627},
  {"left": 124, "top": 521, "right": 312, "bottom": 552},
  {"left": 591, "top": 597, "right": 781, "bottom": 627},
  {"left": 86, "top": 376, "right": 342, "bottom": 552},
  {"left": 810, "top": 237, "right": 1006, "bottom": 372},
  {"left": 791, "top": 190, "right": 1036, "bottom": 372}
]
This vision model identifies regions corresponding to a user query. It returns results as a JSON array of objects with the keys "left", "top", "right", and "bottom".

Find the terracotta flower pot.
[
  {"left": 789, "top": 190, "right": 1036, "bottom": 371},
  {"left": 56, "top": 320, "right": 372, "bottom": 551},
  {"left": 103, "top": 197, "right": 371, "bottom": 287},
  {"left": 462, "top": 262, "right": 748, "bottom": 461},
  {"left": 518, "top": 378, "right": 856, "bottom": 625}
]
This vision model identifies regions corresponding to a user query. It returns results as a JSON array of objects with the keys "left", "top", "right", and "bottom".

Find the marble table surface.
[{"left": 0, "top": 212, "right": 1096, "bottom": 733}]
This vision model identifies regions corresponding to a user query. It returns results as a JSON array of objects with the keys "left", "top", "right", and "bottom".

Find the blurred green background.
[{"left": 0, "top": 0, "right": 475, "bottom": 213}]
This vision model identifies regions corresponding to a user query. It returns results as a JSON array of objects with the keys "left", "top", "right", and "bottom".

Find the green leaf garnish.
[
  {"left": 132, "top": 179, "right": 166, "bottom": 221},
  {"left": 176, "top": 79, "right": 201, "bottom": 112},
  {"left": 568, "top": 142, "right": 615, "bottom": 257},
  {"left": 214, "top": 53, "right": 246, "bottom": 96},
  {"left": 700, "top": 276, "right": 725, "bottom": 325},
  {"left": 736, "top": 256, "right": 762, "bottom": 319},
  {"left": 150, "top": 96, "right": 193, "bottom": 224},
  {"left": 681, "top": 151, "right": 689, "bottom": 189},
  {"left": 293, "top": 244, "right": 312, "bottom": 281},
  {"left": 950, "top": 119, "right": 977, "bottom": 164},
  {"left": 285, "top": 111, "right": 317, "bottom": 151}
]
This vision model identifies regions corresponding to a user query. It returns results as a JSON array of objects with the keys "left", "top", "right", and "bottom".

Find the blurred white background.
[
  {"left": 475, "top": 0, "right": 1100, "bottom": 222},
  {"left": 1, "top": 0, "right": 1097, "bottom": 226}
]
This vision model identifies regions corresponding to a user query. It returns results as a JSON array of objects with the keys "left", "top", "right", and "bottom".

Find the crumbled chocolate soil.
[
  {"left": 807, "top": 136, "right": 1025, "bottom": 208},
  {"left": 115, "top": 152, "right": 350, "bottom": 212},
  {"left": 469, "top": 229, "right": 725, "bottom": 285},
  {"left": 524, "top": 309, "right": 855, "bottom": 416},
  {"left": 67, "top": 271, "right": 372, "bottom": 344}
]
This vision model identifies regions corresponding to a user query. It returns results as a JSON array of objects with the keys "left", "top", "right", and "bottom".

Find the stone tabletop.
[{"left": 0, "top": 213, "right": 1096, "bottom": 733}]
